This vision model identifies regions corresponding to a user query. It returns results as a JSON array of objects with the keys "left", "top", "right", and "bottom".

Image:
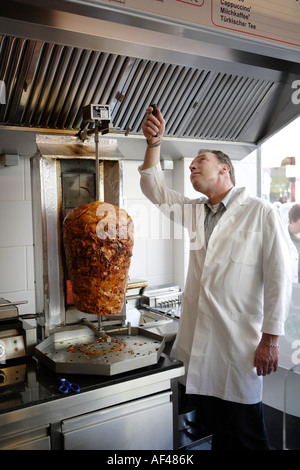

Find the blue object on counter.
[{"left": 58, "top": 376, "right": 80, "bottom": 394}]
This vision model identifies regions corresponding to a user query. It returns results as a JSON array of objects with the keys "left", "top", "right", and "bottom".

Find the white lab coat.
[{"left": 139, "top": 164, "right": 292, "bottom": 404}]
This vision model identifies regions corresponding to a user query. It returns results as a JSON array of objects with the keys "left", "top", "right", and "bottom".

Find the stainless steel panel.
[
  {"left": 42, "top": 157, "right": 63, "bottom": 333},
  {"left": 0, "top": 0, "right": 299, "bottom": 158},
  {"left": 0, "top": 425, "right": 51, "bottom": 450},
  {"left": 61, "top": 173, "right": 95, "bottom": 210},
  {"left": 0, "top": 34, "right": 278, "bottom": 142},
  {"left": 62, "top": 392, "right": 173, "bottom": 450}
]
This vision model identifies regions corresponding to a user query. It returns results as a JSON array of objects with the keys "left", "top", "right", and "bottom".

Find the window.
[{"left": 261, "top": 116, "right": 300, "bottom": 283}]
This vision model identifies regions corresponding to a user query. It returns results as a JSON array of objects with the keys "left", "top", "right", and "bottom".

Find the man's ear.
[{"left": 220, "top": 164, "right": 229, "bottom": 175}]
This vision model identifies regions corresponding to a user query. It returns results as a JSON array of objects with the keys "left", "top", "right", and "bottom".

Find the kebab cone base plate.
[{"left": 35, "top": 325, "right": 165, "bottom": 376}]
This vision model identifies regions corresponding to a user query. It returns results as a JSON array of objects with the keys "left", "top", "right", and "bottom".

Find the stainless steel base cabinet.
[
  {"left": 0, "top": 425, "right": 51, "bottom": 450},
  {"left": 0, "top": 356, "right": 184, "bottom": 450},
  {"left": 62, "top": 391, "right": 173, "bottom": 450}
]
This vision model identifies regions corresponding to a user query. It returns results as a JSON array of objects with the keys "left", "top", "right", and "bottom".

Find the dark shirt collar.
[{"left": 205, "top": 187, "right": 236, "bottom": 213}]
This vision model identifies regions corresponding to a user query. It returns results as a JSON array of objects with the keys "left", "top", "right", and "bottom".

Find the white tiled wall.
[
  {"left": 0, "top": 157, "right": 35, "bottom": 314},
  {"left": 123, "top": 160, "right": 175, "bottom": 287}
]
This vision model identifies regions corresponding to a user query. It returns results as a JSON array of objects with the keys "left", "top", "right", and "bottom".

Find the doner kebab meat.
[{"left": 63, "top": 201, "right": 134, "bottom": 315}]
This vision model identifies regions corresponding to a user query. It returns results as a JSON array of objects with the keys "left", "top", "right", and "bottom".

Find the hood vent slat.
[{"left": 0, "top": 34, "right": 277, "bottom": 143}]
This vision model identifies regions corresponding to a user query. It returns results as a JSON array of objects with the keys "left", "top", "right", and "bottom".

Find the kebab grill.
[{"left": 34, "top": 107, "right": 165, "bottom": 376}]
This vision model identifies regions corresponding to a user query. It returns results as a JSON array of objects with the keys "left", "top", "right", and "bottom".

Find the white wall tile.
[
  {"left": 24, "top": 157, "right": 32, "bottom": 201},
  {"left": 123, "top": 160, "right": 144, "bottom": 200},
  {"left": 146, "top": 274, "right": 174, "bottom": 287},
  {"left": 0, "top": 158, "right": 25, "bottom": 201},
  {"left": 146, "top": 239, "right": 173, "bottom": 277},
  {"left": 0, "top": 201, "right": 33, "bottom": 247},
  {"left": 0, "top": 246, "right": 27, "bottom": 293},
  {"left": 129, "top": 239, "right": 148, "bottom": 279},
  {"left": 125, "top": 198, "right": 165, "bottom": 241},
  {"left": 26, "top": 245, "right": 35, "bottom": 290}
]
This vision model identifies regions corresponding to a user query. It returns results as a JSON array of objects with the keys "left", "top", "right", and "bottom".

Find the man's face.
[{"left": 189, "top": 152, "right": 223, "bottom": 194}]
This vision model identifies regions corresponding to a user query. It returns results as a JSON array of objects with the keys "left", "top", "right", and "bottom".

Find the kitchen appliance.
[
  {"left": 139, "top": 284, "right": 183, "bottom": 321},
  {"left": 0, "top": 298, "right": 36, "bottom": 363},
  {"left": 35, "top": 282, "right": 165, "bottom": 377},
  {"left": 128, "top": 284, "right": 183, "bottom": 355},
  {"left": 31, "top": 131, "right": 166, "bottom": 375},
  {"left": 31, "top": 133, "right": 126, "bottom": 336},
  {"left": 0, "top": 298, "right": 37, "bottom": 389}
]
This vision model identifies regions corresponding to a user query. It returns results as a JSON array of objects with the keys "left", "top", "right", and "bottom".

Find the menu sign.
[
  {"left": 211, "top": 0, "right": 300, "bottom": 47},
  {"left": 99, "top": 0, "right": 300, "bottom": 48}
]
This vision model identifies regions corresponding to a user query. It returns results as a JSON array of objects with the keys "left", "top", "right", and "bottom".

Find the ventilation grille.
[{"left": 0, "top": 35, "right": 276, "bottom": 141}]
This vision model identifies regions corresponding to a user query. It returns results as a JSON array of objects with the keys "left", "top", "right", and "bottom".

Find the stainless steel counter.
[{"left": 0, "top": 354, "right": 184, "bottom": 450}]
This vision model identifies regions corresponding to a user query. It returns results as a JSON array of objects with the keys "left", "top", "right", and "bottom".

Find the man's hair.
[
  {"left": 198, "top": 149, "right": 236, "bottom": 186},
  {"left": 288, "top": 204, "right": 300, "bottom": 223}
]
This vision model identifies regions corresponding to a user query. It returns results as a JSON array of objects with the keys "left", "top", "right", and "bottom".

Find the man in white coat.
[{"left": 139, "top": 107, "right": 292, "bottom": 450}]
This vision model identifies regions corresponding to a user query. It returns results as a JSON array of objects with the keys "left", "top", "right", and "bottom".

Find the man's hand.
[
  {"left": 142, "top": 106, "right": 165, "bottom": 145},
  {"left": 140, "top": 107, "right": 166, "bottom": 170},
  {"left": 254, "top": 334, "right": 279, "bottom": 376}
]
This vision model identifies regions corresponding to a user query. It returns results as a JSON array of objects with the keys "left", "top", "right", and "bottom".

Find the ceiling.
[{"left": 0, "top": 0, "right": 300, "bottom": 160}]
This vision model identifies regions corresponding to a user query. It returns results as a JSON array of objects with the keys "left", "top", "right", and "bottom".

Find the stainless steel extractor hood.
[{"left": 0, "top": 0, "right": 299, "bottom": 160}]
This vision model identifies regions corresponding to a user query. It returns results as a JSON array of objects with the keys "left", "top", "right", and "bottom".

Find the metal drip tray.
[
  {"left": 141, "top": 311, "right": 169, "bottom": 324},
  {"left": 35, "top": 325, "right": 165, "bottom": 376}
]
